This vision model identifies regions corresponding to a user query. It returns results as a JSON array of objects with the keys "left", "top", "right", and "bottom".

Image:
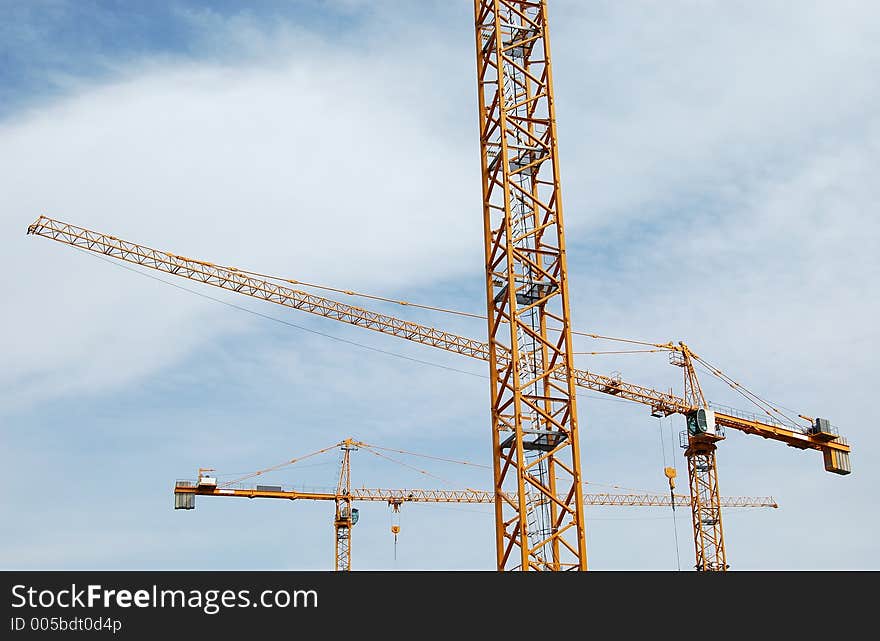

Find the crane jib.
[{"left": 26, "top": 213, "right": 850, "bottom": 475}]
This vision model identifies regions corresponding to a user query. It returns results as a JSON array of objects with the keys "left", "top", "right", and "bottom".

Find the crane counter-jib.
[{"left": 26, "top": 214, "right": 851, "bottom": 474}]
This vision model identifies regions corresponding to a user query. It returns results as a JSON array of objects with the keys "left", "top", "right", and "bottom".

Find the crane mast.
[
  {"left": 474, "top": 0, "right": 585, "bottom": 571},
  {"left": 673, "top": 344, "right": 727, "bottom": 571},
  {"left": 334, "top": 439, "right": 358, "bottom": 571}
]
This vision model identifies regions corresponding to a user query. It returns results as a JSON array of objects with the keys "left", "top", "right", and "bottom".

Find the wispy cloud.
[{"left": 1, "top": 0, "right": 878, "bottom": 570}]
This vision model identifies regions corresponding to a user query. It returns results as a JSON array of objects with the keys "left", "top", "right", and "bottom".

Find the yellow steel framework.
[
  {"left": 473, "top": 0, "right": 584, "bottom": 571},
  {"left": 26, "top": 215, "right": 852, "bottom": 472},
  {"left": 174, "top": 483, "right": 778, "bottom": 510},
  {"left": 686, "top": 440, "right": 726, "bottom": 571},
  {"left": 673, "top": 343, "right": 727, "bottom": 571},
  {"left": 173, "top": 438, "right": 778, "bottom": 570},
  {"left": 334, "top": 438, "right": 358, "bottom": 571}
]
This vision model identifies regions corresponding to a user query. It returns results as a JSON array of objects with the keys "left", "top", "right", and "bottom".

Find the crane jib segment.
[{"left": 172, "top": 483, "right": 779, "bottom": 508}]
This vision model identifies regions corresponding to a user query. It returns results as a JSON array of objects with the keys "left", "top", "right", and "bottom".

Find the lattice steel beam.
[{"left": 474, "top": 0, "right": 585, "bottom": 571}]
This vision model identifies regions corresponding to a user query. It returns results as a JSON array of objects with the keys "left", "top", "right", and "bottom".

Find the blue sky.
[
  {"left": 2, "top": 0, "right": 879, "bottom": 571},
  {"left": 0, "top": 1, "right": 375, "bottom": 118}
]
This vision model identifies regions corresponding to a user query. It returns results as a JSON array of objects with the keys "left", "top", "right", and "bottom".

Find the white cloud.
[
  {"left": 0, "top": 19, "right": 481, "bottom": 407},
  {"left": 1, "top": 0, "right": 878, "bottom": 570}
]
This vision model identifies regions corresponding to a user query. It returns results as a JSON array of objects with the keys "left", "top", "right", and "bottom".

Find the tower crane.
[
  {"left": 172, "top": 438, "right": 778, "bottom": 570},
  {"left": 26, "top": 215, "right": 851, "bottom": 571},
  {"left": 26, "top": 1, "right": 852, "bottom": 573}
]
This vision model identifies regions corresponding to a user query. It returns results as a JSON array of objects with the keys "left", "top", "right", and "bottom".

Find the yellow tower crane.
[
  {"left": 172, "top": 438, "right": 778, "bottom": 570},
  {"left": 25, "top": 0, "right": 853, "bottom": 575},
  {"left": 26, "top": 215, "right": 851, "bottom": 571}
]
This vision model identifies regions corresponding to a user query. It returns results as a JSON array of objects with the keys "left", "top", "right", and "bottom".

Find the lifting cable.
[
  {"left": 78, "top": 249, "right": 682, "bottom": 392},
  {"left": 79, "top": 244, "right": 814, "bottom": 428},
  {"left": 658, "top": 416, "right": 681, "bottom": 571},
  {"left": 358, "top": 445, "right": 459, "bottom": 487},
  {"left": 92, "top": 251, "right": 668, "bottom": 415},
  {"left": 76, "top": 248, "right": 488, "bottom": 381},
  {"left": 170, "top": 251, "right": 815, "bottom": 429},
  {"left": 235, "top": 265, "right": 817, "bottom": 426},
  {"left": 234, "top": 267, "right": 815, "bottom": 428},
  {"left": 692, "top": 354, "right": 804, "bottom": 429},
  {"left": 359, "top": 443, "right": 490, "bottom": 469},
  {"left": 227, "top": 264, "right": 679, "bottom": 350},
  {"left": 90, "top": 241, "right": 670, "bottom": 410},
  {"left": 571, "top": 349, "right": 665, "bottom": 355},
  {"left": 232, "top": 267, "right": 484, "bottom": 319},
  {"left": 220, "top": 442, "right": 340, "bottom": 488},
  {"left": 569, "top": 331, "right": 672, "bottom": 348},
  {"left": 220, "top": 439, "right": 661, "bottom": 496},
  {"left": 359, "top": 442, "right": 661, "bottom": 494},
  {"left": 364, "top": 443, "right": 662, "bottom": 495}
]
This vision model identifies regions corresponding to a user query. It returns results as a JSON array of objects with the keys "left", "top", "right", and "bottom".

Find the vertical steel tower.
[{"left": 473, "top": 0, "right": 587, "bottom": 571}]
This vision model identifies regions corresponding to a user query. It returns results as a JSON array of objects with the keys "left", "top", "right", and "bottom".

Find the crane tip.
[{"left": 26, "top": 215, "right": 45, "bottom": 235}]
